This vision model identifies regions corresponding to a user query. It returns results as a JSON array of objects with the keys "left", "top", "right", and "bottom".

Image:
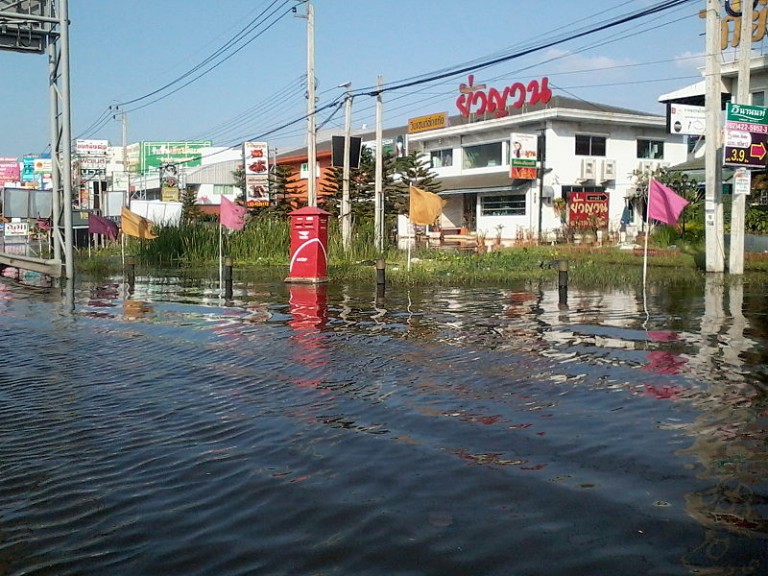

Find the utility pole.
[
  {"left": 374, "top": 75, "right": 384, "bottom": 252},
  {"left": 705, "top": 0, "right": 724, "bottom": 273},
  {"left": 305, "top": 1, "right": 317, "bottom": 207},
  {"left": 730, "top": 0, "right": 753, "bottom": 274},
  {"left": 341, "top": 84, "right": 353, "bottom": 250}
]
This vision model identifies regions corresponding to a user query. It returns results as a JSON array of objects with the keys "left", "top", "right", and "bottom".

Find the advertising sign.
[
  {"left": 408, "top": 112, "right": 448, "bottom": 134},
  {"left": 21, "top": 157, "right": 39, "bottom": 182},
  {"left": 510, "top": 132, "right": 538, "bottom": 180},
  {"left": 243, "top": 141, "right": 270, "bottom": 205},
  {"left": 0, "top": 157, "right": 19, "bottom": 185},
  {"left": 3, "top": 221, "right": 29, "bottom": 238},
  {"left": 668, "top": 103, "right": 705, "bottom": 136},
  {"left": 33, "top": 157, "right": 51, "bottom": 174},
  {"left": 568, "top": 191, "right": 609, "bottom": 229},
  {"left": 75, "top": 139, "right": 109, "bottom": 156},
  {"left": 733, "top": 167, "right": 751, "bottom": 195},
  {"left": 160, "top": 164, "right": 180, "bottom": 202},
  {"left": 140, "top": 141, "right": 211, "bottom": 173},
  {"left": 723, "top": 102, "right": 768, "bottom": 169}
]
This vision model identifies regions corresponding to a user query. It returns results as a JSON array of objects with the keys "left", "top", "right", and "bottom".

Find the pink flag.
[
  {"left": 220, "top": 196, "right": 247, "bottom": 231},
  {"left": 648, "top": 179, "right": 689, "bottom": 227}
]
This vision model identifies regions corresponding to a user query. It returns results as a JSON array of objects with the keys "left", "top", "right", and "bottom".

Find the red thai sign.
[
  {"left": 456, "top": 75, "right": 552, "bottom": 118},
  {"left": 568, "top": 191, "right": 609, "bottom": 229}
]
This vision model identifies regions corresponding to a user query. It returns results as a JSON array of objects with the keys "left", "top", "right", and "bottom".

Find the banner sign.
[
  {"left": 140, "top": 141, "right": 211, "bottom": 173},
  {"left": 723, "top": 102, "right": 768, "bottom": 169},
  {"left": 0, "top": 157, "right": 19, "bottom": 185},
  {"left": 510, "top": 132, "right": 538, "bottom": 180},
  {"left": 75, "top": 139, "right": 109, "bottom": 156},
  {"left": 408, "top": 112, "right": 448, "bottom": 134},
  {"left": 160, "top": 164, "right": 180, "bottom": 202},
  {"left": 243, "top": 141, "right": 270, "bottom": 205},
  {"left": 568, "top": 191, "right": 609, "bottom": 229}
]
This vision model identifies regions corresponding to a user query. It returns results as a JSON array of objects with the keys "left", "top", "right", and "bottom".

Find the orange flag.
[
  {"left": 408, "top": 185, "right": 445, "bottom": 226},
  {"left": 121, "top": 207, "right": 158, "bottom": 240}
]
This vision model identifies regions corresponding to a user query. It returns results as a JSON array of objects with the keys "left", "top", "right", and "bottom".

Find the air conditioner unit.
[
  {"left": 637, "top": 160, "right": 654, "bottom": 174},
  {"left": 580, "top": 158, "right": 596, "bottom": 179},
  {"left": 601, "top": 159, "right": 616, "bottom": 181}
]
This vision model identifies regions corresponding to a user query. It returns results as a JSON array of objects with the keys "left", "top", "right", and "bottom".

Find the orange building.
[{"left": 276, "top": 146, "right": 335, "bottom": 208}]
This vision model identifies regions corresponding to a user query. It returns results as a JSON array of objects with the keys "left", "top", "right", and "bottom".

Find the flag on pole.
[
  {"left": 121, "top": 207, "right": 158, "bottom": 240},
  {"left": 648, "top": 179, "right": 689, "bottom": 227},
  {"left": 220, "top": 196, "right": 247, "bottom": 231},
  {"left": 408, "top": 185, "right": 445, "bottom": 226},
  {"left": 88, "top": 213, "right": 119, "bottom": 239}
]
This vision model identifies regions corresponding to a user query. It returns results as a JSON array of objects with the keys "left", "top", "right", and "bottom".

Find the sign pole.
[{"left": 705, "top": 0, "right": 724, "bottom": 273}]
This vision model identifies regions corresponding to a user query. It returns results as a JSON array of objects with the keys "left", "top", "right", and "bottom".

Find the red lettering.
[{"left": 456, "top": 76, "right": 553, "bottom": 118}]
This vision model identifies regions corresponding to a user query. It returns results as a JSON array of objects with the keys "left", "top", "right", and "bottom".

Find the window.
[
  {"left": 300, "top": 162, "right": 321, "bottom": 179},
  {"left": 430, "top": 149, "right": 453, "bottom": 168},
  {"left": 213, "top": 184, "right": 235, "bottom": 196},
  {"left": 637, "top": 139, "right": 665, "bottom": 159},
  {"left": 752, "top": 91, "right": 765, "bottom": 107},
  {"left": 481, "top": 193, "right": 526, "bottom": 216},
  {"left": 575, "top": 135, "right": 606, "bottom": 156},
  {"left": 463, "top": 142, "right": 503, "bottom": 168}
]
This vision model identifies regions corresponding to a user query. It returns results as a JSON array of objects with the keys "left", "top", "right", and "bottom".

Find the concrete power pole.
[
  {"left": 730, "top": 0, "right": 753, "bottom": 274},
  {"left": 342, "top": 85, "right": 353, "bottom": 250},
  {"left": 374, "top": 76, "right": 384, "bottom": 252},
  {"left": 306, "top": 1, "right": 317, "bottom": 207},
  {"left": 705, "top": 0, "right": 724, "bottom": 273}
]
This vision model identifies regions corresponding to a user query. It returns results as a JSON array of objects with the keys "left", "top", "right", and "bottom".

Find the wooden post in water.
[
  {"left": 223, "top": 257, "right": 234, "bottom": 300},
  {"left": 558, "top": 259, "right": 568, "bottom": 306},
  {"left": 126, "top": 256, "right": 136, "bottom": 291},
  {"left": 375, "top": 259, "right": 386, "bottom": 287}
]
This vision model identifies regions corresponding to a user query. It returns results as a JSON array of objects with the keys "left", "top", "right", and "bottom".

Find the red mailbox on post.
[{"left": 286, "top": 206, "right": 331, "bottom": 283}]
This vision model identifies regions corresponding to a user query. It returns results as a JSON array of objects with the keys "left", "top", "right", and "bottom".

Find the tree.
[
  {"left": 181, "top": 184, "right": 202, "bottom": 223},
  {"left": 262, "top": 163, "right": 298, "bottom": 218}
]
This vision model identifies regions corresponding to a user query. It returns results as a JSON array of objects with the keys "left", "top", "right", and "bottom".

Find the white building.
[{"left": 408, "top": 94, "right": 688, "bottom": 243}]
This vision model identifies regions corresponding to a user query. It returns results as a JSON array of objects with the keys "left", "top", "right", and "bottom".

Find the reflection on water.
[{"left": 0, "top": 271, "right": 766, "bottom": 575}]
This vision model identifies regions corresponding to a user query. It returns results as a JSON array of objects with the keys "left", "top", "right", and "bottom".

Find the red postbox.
[{"left": 286, "top": 206, "right": 331, "bottom": 283}]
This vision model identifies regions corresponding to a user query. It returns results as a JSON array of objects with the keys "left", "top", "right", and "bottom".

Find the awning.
[{"left": 438, "top": 172, "right": 531, "bottom": 196}]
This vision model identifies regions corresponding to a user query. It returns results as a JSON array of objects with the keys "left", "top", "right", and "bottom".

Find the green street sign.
[{"left": 726, "top": 102, "right": 768, "bottom": 125}]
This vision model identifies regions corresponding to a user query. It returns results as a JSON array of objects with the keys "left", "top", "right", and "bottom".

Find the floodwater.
[{"left": 0, "top": 268, "right": 766, "bottom": 576}]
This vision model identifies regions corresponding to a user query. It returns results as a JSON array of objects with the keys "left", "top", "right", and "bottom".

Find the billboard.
[
  {"left": 0, "top": 157, "right": 20, "bottom": 186},
  {"left": 0, "top": 0, "right": 51, "bottom": 54},
  {"left": 243, "top": 141, "right": 270, "bottom": 205},
  {"left": 139, "top": 141, "right": 212, "bottom": 173},
  {"left": 510, "top": 132, "right": 538, "bottom": 180}
]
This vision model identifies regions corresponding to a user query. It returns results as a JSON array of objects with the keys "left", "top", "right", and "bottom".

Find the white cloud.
[{"left": 673, "top": 51, "right": 706, "bottom": 71}]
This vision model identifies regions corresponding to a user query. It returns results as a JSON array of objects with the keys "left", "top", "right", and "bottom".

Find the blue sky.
[{"left": 0, "top": 0, "right": 720, "bottom": 159}]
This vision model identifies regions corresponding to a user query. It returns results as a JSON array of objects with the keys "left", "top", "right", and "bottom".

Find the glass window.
[
  {"left": 430, "top": 149, "right": 453, "bottom": 168},
  {"left": 480, "top": 193, "right": 526, "bottom": 216},
  {"left": 463, "top": 142, "right": 503, "bottom": 168},
  {"left": 637, "top": 139, "right": 665, "bottom": 159},
  {"left": 575, "top": 135, "right": 606, "bottom": 157},
  {"left": 213, "top": 185, "right": 234, "bottom": 196},
  {"left": 752, "top": 91, "right": 765, "bottom": 107}
]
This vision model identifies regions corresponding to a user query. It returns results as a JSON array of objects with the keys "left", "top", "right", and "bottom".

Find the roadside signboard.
[
  {"left": 724, "top": 102, "right": 768, "bottom": 169},
  {"left": 733, "top": 167, "right": 751, "bottom": 195},
  {"left": 668, "top": 103, "right": 705, "bottom": 136},
  {"left": 510, "top": 132, "right": 538, "bottom": 180},
  {"left": 139, "top": 141, "right": 211, "bottom": 173},
  {"left": 243, "top": 141, "right": 270, "bottom": 206},
  {"left": 568, "top": 191, "right": 609, "bottom": 229}
]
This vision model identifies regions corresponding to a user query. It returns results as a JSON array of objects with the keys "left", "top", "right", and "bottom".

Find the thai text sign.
[
  {"left": 0, "top": 157, "right": 19, "bottom": 185},
  {"left": 456, "top": 75, "right": 552, "bottom": 119},
  {"left": 723, "top": 102, "right": 768, "bottom": 169},
  {"left": 568, "top": 191, "right": 609, "bottom": 229},
  {"left": 140, "top": 141, "right": 211, "bottom": 173},
  {"left": 408, "top": 112, "right": 447, "bottom": 134},
  {"left": 510, "top": 132, "right": 538, "bottom": 180}
]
